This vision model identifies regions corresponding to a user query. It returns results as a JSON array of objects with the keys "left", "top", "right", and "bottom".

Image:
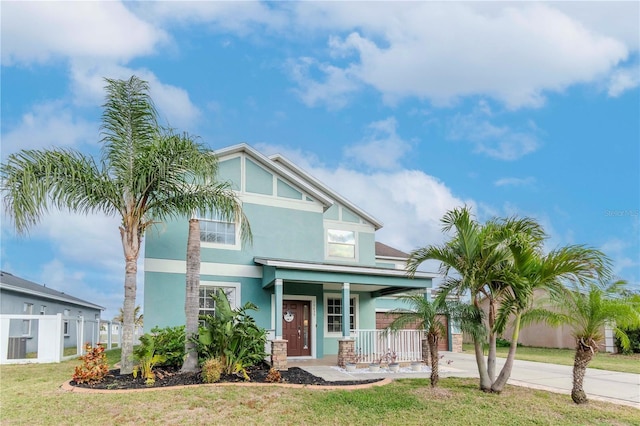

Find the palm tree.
[
  {"left": 491, "top": 244, "right": 611, "bottom": 392},
  {"left": 408, "top": 206, "right": 544, "bottom": 391},
  {"left": 523, "top": 281, "right": 640, "bottom": 404},
  {"left": 1, "top": 76, "right": 244, "bottom": 374},
  {"left": 114, "top": 305, "right": 144, "bottom": 327},
  {"left": 387, "top": 294, "right": 483, "bottom": 387}
]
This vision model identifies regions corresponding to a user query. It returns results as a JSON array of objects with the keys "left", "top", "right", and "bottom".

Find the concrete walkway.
[{"left": 291, "top": 352, "right": 640, "bottom": 408}]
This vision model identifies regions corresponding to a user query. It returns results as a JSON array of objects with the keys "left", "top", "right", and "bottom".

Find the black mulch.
[{"left": 70, "top": 363, "right": 383, "bottom": 390}]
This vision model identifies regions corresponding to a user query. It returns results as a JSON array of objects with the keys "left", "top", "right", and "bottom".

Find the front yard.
[{"left": 1, "top": 349, "right": 638, "bottom": 425}]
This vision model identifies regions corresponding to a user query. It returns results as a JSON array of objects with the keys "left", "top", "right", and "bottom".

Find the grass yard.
[
  {"left": 462, "top": 344, "right": 640, "bottom": 374},
  {"left": 1, "top": 349, "right": 638, "bottom": 425}
]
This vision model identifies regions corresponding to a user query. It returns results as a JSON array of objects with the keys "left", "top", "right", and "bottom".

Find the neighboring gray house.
[{"left": 0, "top": 271, "right": 104, "bottom": 355}]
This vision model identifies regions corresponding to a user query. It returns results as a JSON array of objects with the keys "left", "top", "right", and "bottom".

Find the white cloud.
[
  {"left": 494, "top": 177, "right": 537, "bottom": 188},
  {"left": 287, "top": 57, "right": 360, "bottom": 109},
  {"left": 447, "top": 112, "right": 540, "bottom": 161},
  {"left": 288, "top": 2, "right": 630, "bottom": 109},
  {"left": 343, "top": 117, "right": 412, "bottom": 170},
  {"left": 1, "top": 2, "right": 167, "bottom": 66},
  {"left": 1, "top": 101, "right": 97, "bottom": 158},
  {"left": 608, "top": 64, "right": 640, "bottom": 97}
]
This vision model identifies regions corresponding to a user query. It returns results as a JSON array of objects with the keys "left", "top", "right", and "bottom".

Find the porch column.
[
  {"left": 342, "top": 282, "right": 350, "bottom": 338},
  {"left": 275, "top": 278, "right": 283, "bottom": 340}
]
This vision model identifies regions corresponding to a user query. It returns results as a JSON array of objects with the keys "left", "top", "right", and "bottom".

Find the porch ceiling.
[{"left": 255, "top": 257, "right": 434, "bottom": 294}]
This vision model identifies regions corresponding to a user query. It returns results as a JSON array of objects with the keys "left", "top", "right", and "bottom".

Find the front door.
[{"left": 282, "top": 300, "right": 311, "bottom": 357}]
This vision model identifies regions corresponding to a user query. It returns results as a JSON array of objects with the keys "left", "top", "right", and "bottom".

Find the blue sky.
[{"left": 1, "top": 2, "right": 638, "bottom": 320}]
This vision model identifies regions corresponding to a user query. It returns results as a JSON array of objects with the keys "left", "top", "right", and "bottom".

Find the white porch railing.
[{"left": 352, "top": 329, "right": 425, "bottom": 364}]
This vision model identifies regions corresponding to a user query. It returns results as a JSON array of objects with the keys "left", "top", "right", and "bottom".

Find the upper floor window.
[
  {"left": 327, "top": 229, "right": 356, "bottom": 259},
  {"left": 40, "top": 305, "right": 46, "bottom": 315},
  {"left": 197, "top": 210, "right": 240, "bottom": 250}
]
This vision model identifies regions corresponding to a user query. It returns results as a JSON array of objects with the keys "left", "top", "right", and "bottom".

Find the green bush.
[
  {"left": 197, "top": 288, "right": 267, "bottom": 379},
  {"left": 201, "top": 357, "right": 224, "bottom": 383},
  {"left": 133, "top": 334, "right": 166, "bottom": 386},
  {"left": 151, "top": 325, "right": 186, "bottom": 368},
  {"left": 616, "top": 328, "right": 640, "bottom": 354}
]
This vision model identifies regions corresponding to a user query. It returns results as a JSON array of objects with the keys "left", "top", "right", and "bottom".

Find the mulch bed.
[{"left": 70, "top": 363, "right": 383, "bottom": 390}]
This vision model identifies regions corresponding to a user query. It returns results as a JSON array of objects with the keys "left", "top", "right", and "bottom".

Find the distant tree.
[
  {"left": 523, "top": 281, "right": 640, "bottom": 404},
  {"left": 114, "top": 305, "right": 143, "bottom": 327}
]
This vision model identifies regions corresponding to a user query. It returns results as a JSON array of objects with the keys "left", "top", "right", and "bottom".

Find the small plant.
[
  {"left": 201, "top": 358, "right": 224, "bottom": 383},
  {"left": 132, "top": 334, "right": 166, "bottom": 386},
  {"left": 265, "top": 368, "right": 282, "bottom": 383},
  {"left": 72, "top": 343, "right": 109, "bottom": 385},
  {"left": 151, "top": 325, "right": 186, "bottom": 368}
]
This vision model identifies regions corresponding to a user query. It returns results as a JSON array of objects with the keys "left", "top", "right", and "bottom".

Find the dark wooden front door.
[{"left": 282, "top": 300, "right": 311, "bottom": 357}]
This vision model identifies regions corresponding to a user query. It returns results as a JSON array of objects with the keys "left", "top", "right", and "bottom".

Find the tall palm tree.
[
  {"left": 387, "top": 294, "right": 483, "bottom": 387},
  {"left": 1, "top": 76, "right": 244, "bottom": 374},
  {"left": 114, "top": 305, "right": 144, "bottom": 327},
  {"left": 523, "top": 281, "right": 640, "bottom": 404},
  {"left": 408, "top": 206, "right": 544, "bottom": 391}
]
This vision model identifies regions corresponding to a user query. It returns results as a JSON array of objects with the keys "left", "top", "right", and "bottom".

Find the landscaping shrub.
[
  {"left": 616, "top": 327, "right": 640, "bottom": 354},
  {"left": 197, "top": 288, "right": 267, "bottom": 378},
  {"left": 72, "top": 343, "right": 109, "bottom": 385},
  {"left": 151, "top": 325, "right": 186, "bottom": 368},
  {"left": 133, "top": 334, "right": 167, "bottom": 386},
  {"left": 265, "top": 368, "right": 282, "bottom": 383},
  {"left": 201, "top": 357, "right": 224, "bottom": 383}
]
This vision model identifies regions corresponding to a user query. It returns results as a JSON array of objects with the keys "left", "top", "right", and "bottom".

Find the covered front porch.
[{"left": 254, "top": 257, "right": 435, "bottom": 370}]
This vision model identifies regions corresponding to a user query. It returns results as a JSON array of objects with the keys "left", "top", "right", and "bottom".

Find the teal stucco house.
[{"left": 143, "top": 144, "right": 436, "bottom": 366}]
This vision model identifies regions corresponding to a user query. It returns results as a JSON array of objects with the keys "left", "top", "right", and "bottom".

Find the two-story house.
[{"left": 143, "top": 144, "right": 436, "bottom": 365}]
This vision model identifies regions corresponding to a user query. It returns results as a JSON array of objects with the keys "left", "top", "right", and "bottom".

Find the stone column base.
[
  {"left": 451, "top": 333, "right": 463, "bottom": 353},
  {"left": 271, "top": 339, "right": 288, "bottom": 371},
  {"left": 338, "top": 338, "right": 355, "bottom": 367}
]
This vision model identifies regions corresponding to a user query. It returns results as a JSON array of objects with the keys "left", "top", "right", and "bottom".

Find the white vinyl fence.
[
  {"left": 99, "top": 321, "right": 143, "bottom": 349},
  {"left": 352, "top": 329, "right": 426, "bottom": 364},
  {"left": 0, "top": 314, "right": 100, "bottom": 364}
]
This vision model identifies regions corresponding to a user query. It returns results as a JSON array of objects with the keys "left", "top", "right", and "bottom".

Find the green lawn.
[
  {"left": 462, "top": 344, "right": 640, "bottom": 374},
  {"left": 1, "top": 349, "right": 638, "bottom": 425}
]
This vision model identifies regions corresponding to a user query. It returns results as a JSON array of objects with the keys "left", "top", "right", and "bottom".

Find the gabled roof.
[
  {"left": 0, "top": 271, "right": 104, "bottom": 311},
  {"left": 214, "top": 143, "right": 334, "bottom": 209},
  {"left": 269, "top": 153, "right": 383, "bottom": 230},
  {"left": 375, "top": 242, "right": 409, "bottom": 259}
]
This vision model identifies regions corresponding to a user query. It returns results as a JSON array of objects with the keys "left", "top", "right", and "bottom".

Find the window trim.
[
  {"left": 22, "top": 303, "right": 33, "bottom": 336},
  {"left": 325, "top": 228, "right": 358, "bottom": 261},
  {"left": 197, "top": 214, "right": 242, "bottom": 251},
  {"left": 198, "top": 281, "right": 241, "bottom": 319},
  {"left": 63, "top": 309, "right": 70, "bottom": 336},
  {"left": 324, "top": 293, "right": 359, "bottom": 337}
]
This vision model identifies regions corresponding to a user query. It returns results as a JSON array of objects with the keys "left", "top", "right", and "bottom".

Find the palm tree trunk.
[
  {"left": 487, "top": 300, "right": 497, "bottom": 382},
  {"left": 491, "top": 313, "right": 521, "bottom": 393},
  {"left": 120, "top": 226, "right": 141, "bottom": 375},
  {"left": 428, "top": 333, "right": 439, "bottom": 387},
  {"left": 473, "top": 337, "right": 492, "bottom": 391},
  {"left": 572, "top": 338, "right": 596, "bottom": 404},
  {"left": 182, "top": 219, "right": 201, "bottom": 372}
]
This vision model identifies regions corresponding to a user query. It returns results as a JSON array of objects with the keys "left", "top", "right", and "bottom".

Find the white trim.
[
  {"left": 240, "top": 193, "right": 324, "bottom": 213},
  {"left": 145, "top": 258, "right": 263, "bottom": 278},
  {"left": 199, "top": 281, "right": 241, "bottom": 310},
  {"left": 324, "top": 219, "right": 375, "bottom": 234},
  {"left": 253, "top": 257, "right": 437, "bottom": 279},
  {"left": 324, "top": 293, "right": 359, "bottom": 338},
  {"left": 270, "top": 294, "right": 317, "bottom": 359}
]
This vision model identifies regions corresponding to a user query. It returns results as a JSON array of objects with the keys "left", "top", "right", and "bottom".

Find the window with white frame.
[
  {"left": 40, "top": 305, "right": 46, "bottom": 315},
  {"left": 198, "top": 210, "right": 239, "bottom": 249},
  {"left": 325, "top": 295, "right": 357, "bottom": 334},
  {"left": 198, "top": 283, "right": 239, "bottom": 317},
  {"left": 63, "top": 309, "right": 70, "bottom": 336},
  {"left": 327, "top": 229, "right": 356, "bottom": 259},
  {"left": 22, "top": 303, "right": 33, "bottom": 335}
]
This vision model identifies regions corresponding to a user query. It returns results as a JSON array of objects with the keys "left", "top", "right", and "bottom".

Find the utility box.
[{"left": 7, "top": 337, "right": 27, "bottom": 359}]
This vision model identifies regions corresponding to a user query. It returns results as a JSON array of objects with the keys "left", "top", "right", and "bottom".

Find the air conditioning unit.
[{"left": 7, "top": 337, "right": 27, "bottom": 359}]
